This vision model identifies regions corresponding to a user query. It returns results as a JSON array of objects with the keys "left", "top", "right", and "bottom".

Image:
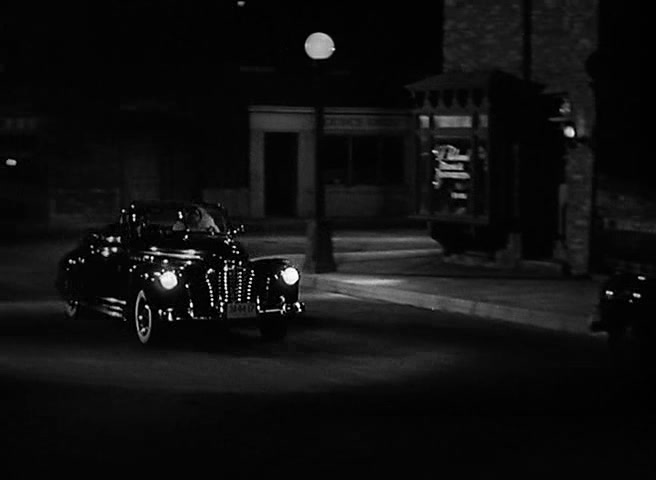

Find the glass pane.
[
  {"left": 430, "top": 137, "right": 474, "bottom": 216},
  {"left": 351, "top": 136, "right": 378, "bottom": 185},
  {"left": 380, "top": 136, "right": 404, "bottom": 185},
  {"left": 321, "top": 135, "right": 348, "bottom": 185}
]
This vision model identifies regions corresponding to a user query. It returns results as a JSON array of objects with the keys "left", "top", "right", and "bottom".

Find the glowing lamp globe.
[
  {"left": 304, "top": 32, "right": 335, "bottom": 60},
  {"left": 563, "top": 124, "right": 577, "bottom": 139}
]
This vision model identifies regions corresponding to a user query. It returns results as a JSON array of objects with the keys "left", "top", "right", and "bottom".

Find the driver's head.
[{"left": 185, "top": 208, "right": 202, "bottom": 226}]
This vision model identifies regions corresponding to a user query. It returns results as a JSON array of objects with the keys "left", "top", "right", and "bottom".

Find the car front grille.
[{"left": 206, "top": 261, "right": 256, "bottom": 305}]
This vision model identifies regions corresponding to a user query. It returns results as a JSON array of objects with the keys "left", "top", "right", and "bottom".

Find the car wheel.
[
  {"left": 132, "top": 290, "right": 161, "bottom": 345},
  {"left": 64, "top": 300, "right": 81, "bottom": 320},
  {"left": 259, "top": 316, "right": 288, "bottom": 341}
]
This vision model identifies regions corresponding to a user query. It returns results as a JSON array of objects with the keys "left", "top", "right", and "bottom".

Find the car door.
[
  {"left": 91, "top": 224, "right": 130, "bottom": 304},
  {"left": 68, "top": 231, "right": 103, "bottom": 301}
]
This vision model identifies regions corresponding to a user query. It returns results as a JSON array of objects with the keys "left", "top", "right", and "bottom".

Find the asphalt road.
[{"left": 1, "top": 290, "right": 654, "bottom": 476}]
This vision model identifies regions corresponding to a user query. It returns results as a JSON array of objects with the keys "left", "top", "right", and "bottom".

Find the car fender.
[
  {"left": 250, "top": 257, "right": 294, "bottom": 275},
  {"left": 55, "top": 250, "right": 85, "bottom": 298},
  {"left": 250, "top": 257, "right": 301, "bottom": 303},
  {"left": 127, "top": 262, "right": 189, "bottom": 310}
]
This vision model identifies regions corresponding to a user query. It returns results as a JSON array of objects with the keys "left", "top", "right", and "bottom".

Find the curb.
[{"left": 302, "top": 275, "right": 596, "bottom": 336}]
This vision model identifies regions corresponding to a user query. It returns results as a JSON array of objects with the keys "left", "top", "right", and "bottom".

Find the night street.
[
  {"left": 1, "top": 290, "right": 653, "bottom": 475},
  {"left": 0, "top": 1, "right": 649, "bottom": 477}
]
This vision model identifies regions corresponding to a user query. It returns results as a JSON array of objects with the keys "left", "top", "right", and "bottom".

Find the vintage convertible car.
[
  {"left": 56, "top": 201, "right": 304, "bottom": 345},
  {"left": 590, "top": 272, "right": 655, "bottom": 367}
]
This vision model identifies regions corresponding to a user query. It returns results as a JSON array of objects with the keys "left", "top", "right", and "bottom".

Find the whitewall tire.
[{"left": 133, "top": 290, "right": 158, "bottom": 345}]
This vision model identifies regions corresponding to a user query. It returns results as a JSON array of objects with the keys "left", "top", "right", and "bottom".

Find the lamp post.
[{"left": 303, "top": 32, "right": 336, "bottom": 273}]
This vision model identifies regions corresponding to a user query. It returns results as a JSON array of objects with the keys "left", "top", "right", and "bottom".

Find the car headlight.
[
  {"left": 280, "top": 266, "right": 300, "bottom": 286},
  {"left": 158, "top": 271, "right": 179, "bottom": 290},
  {"left": 603, "top": 289, "right": 615, "bottom": 299}
]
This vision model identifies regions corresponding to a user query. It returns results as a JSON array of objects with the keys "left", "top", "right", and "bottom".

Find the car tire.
[
  {"left": 131, "top": 289, "right": 162, "bottom": 346},
  {"left": 259, "top": 316, "right": 288, "bottom": 342}
]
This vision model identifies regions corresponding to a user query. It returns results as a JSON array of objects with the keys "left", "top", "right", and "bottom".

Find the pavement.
[{"left": 0, "top": 221, "right": 605, "bottom": 337}]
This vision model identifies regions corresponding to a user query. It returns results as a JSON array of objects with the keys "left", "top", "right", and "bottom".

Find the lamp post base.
[{"left": 303, "top": 218, "right": 336, "bottom": 273}]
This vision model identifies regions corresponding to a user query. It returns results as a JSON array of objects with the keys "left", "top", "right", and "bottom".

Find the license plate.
[{"left": 227, "top": 302, "right": 257, "bottom": 319}]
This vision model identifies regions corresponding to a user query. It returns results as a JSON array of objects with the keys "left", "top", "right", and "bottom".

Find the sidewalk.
[
  {"left": 302, "top": 255, "right": 602, "bottom": 336},
  {"left": 0, "top": 226, "right": 604, "bottom": 336}
]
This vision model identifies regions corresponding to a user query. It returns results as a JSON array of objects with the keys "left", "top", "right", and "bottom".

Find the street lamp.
[{"left": 303, "top": 32, "right": 336, "bottom": 273}]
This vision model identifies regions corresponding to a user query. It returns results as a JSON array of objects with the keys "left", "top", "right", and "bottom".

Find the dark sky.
[
  {"left": 1, "top": 3, "right": 234, "bottom": 90},
  {"left": 1, "top": 2, "right": 639, "bottom": 86},
  {"left": 0, "top": 2, "right": 441, "bottom": 93},
  {"left": 235, "top": 2, "right": 440, "bottom": 73},
  {"left": 0, "top": 2, "right": 639, "bottom": 79}
]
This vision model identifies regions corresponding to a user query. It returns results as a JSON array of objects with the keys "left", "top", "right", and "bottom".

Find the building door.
[{"left": 264, "top": 132, "right": 297, "bottom": 217}]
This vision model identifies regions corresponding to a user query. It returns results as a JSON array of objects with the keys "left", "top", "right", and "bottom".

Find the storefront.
[
  {"left": 208, "top": 105, "right": 415, "bottom": 219},
  {"left": 407, "top": 71, "right": 565, "bottom": 259}
]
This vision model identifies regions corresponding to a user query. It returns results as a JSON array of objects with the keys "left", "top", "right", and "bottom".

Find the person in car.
[{"left": 173, "top": 206, "right": 219, "bottom": 233}]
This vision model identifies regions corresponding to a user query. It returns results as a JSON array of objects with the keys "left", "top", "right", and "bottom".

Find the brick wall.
[
  {"left": 533, "top": 1, "right": 598, "bottom": 275},
  {"left": 443, "top": 0, "right": 524, "bottom": 75},
  {"left": 594, "top": 175, "right": 656, "bottom": 273}
]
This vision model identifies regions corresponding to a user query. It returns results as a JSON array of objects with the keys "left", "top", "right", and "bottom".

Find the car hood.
[{"left": 137, "top": 234, "right": 249, "bottom": 262}]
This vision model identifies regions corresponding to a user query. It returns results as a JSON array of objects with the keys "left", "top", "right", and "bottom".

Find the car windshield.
[{"left": 139, "top": 204, "right": 229, "bottom": 234}]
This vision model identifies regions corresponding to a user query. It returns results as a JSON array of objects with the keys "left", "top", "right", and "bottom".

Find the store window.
[
  {"left": 322, "top": 136, "right": 349, "bottom": 185},
  {"left": 380, "top": 136, "right": 404, "bottom": 185},
  {"left": 352, "top": 136, "right": 378, "bottom": 185},
  {"left": 321, "top": 134, "right": 404, "bottom": 186}
]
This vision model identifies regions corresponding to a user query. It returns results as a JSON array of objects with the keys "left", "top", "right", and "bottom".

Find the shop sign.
[
  {"left": 433, "top": 115, "right": 472, "bottom": 129},
  {"left": 431, "top": 143, "right": 472, "bottom": 189},
  {"left": 324, "top": 115, "right": 404, "bottom": 131},
  {"left": 432, "top": 114, "right": 488, "bottom": 129}
]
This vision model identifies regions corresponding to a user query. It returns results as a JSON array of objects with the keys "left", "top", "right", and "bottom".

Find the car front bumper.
[{"left": 158, "top": 300, "right": 305, "bottom": 323}]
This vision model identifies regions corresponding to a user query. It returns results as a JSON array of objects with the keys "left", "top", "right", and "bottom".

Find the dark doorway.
[{"left": 264, "top": 132, "right": 298, "bottom": 217}]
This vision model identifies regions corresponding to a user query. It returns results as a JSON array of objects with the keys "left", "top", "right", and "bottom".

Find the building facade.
[
  {"left": 436, "top": 0, "right": 599, "bottom": 275},
  {"left": 204, "top": 106, "right": 415, "bottom": 220}
]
